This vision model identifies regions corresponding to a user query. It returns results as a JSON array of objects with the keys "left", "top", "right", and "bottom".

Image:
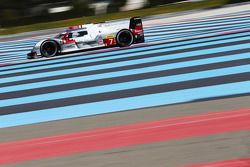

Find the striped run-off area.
[{"left": 0, "top": 4, "right": 250, "bottom": 167}]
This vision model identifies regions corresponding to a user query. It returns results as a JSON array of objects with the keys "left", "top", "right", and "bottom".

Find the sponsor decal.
[{"left": 105, "top": 35, "right": 115, "bottom": 39}]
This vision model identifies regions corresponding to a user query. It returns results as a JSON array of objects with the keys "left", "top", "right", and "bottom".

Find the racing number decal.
[
  {"left": 105, "top": 38, "right": 116, "bottom": 46},
  {"left": 108, "top": 38, "right": 114, "bottom": 45},
  {"left": 104, "top": 35, "right": 116, "bottom": 46}
]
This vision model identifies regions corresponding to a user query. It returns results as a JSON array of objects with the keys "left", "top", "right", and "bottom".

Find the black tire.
[
  {"left": 116, "top": 29, "right": 134, "bottom": 47},
  {"left": 40, "top": 40, "right": 59, "bottom": 57}
]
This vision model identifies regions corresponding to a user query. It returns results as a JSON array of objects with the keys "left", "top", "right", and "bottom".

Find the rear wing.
[
  {"left": 130, "top": 17, "right": 145, "bottom": 43},
  {"left": 130, "top": 17, "right": 143, "bottom": 29}
]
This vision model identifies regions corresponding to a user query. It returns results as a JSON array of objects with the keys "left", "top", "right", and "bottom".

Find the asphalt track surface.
[{"left": 0, "top": 3, "right": 250, "bottom": 167}]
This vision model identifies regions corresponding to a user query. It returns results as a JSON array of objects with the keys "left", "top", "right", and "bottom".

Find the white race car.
[{"left": 27, "top": 17, "right": 145, "bottom": 59}]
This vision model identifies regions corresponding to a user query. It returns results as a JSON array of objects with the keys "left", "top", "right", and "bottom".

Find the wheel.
[
  {"left": 40, "top": 40, "right": 59, "bottom": 57},
  {"left": 116, "top": 29, "right": 134, "bottom": 47}
]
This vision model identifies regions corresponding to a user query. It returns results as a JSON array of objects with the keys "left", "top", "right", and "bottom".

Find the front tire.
[
  {"left": 116, "top": 29, "right": 134, "bottom": 47},
  {"left": 40, "top": 40, "right": 59, "bottom": 58}
]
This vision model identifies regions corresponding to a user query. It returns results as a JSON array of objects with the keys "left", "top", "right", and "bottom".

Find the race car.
[{"left": 27, "top": 17, "right": 144, "bottom": 59}]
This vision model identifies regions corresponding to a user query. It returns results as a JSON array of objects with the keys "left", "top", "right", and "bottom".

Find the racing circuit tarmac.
[{"left": 0, "top": 3, "right": 250, "bottom": 167}]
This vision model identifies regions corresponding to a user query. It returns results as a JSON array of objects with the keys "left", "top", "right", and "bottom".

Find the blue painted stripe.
[
  {"left": 0, "top": 45, "right": 33, "bottom": 51},
  {"left": 0, "top": 58, "right": 27, "bottom": 64},
  {"left": 1, "top": 64, "right": 249, "bottom": 107},
  {"left": 0, "top": 52, "right": 29, "bottom": 58},
  {"left": 0, "top": 80, "right": 249, "bottom": 128},
  {"left": 0, "top": 56, "right": 28, "bottom": 61},
  {"left": 0, "top": 58, "right": 26, "bottom": 62},
  {"left": 0, "top": 52, "right": 249, "bottom": 93},
  {"left": 0, "top": 48, "right": 31, "bottom": 53}
]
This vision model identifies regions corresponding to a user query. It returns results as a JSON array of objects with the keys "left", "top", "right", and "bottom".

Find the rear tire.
[
  {"left": 116, "top": 29, "right": 134, "bottom": 47},
  {"left": 40, "top": 40, "right": 59, "bottom": 58}
]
